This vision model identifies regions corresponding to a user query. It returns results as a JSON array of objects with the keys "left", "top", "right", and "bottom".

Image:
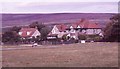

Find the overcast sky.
[{"left": 0, "top": 0, "right": 119, "bottom": 13}]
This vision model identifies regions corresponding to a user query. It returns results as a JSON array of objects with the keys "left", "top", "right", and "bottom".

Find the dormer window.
[
  {"left": 77, "top": 25, "right": 81, "bottom": 28},
  {"left": 70, "top": 26, "right": 73, "bottom": 29},
  {"left": 18, "top": 32, "right": 22, "bottom": 35},
  {"left": 27, "top": 32, "right": 31, "bottom": 35}
]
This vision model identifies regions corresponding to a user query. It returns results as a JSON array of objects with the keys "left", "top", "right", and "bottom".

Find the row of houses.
[
  {"left": 18, "top": 19, "right": 103, "bottom": 40},
  {"left": 47, "top": 19, "right": 103, "bottom": 40}
]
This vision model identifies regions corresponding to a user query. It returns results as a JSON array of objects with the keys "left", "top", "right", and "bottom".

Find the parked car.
[{"left": 32, "top": 43, "right": 38, "bottom": 47}]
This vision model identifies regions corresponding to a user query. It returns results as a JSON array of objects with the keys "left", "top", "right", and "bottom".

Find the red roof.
[
  {"left": 86, "top": 23, "right": 100, "bottom": 28},
  {"left": 71, "top": 24, "right": 78, "bottom": 28},
  {"left": 48, "top": 24, "right": 66, "bottom": 35},
  {"left": 75, "top": 19, "right": 101, "bottom": 29},
  {"left": 19, "top": 28, "right": 37, "bottom": 37},
  {"left": 49, "top": 19, "right": 101, "bottom": 36},
  {"left": 67, "top": 24, "right": 78, "bottom": 29},
  {"left": 56, "top": 24, "right": 66, "bottom": 32}
]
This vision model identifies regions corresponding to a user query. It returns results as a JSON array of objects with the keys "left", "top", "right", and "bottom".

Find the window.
[
  {"left": 77, "top": 25, "right": 81, "bottom": 28},
  {"left": 70, "top": 26, "right": 73, "bottom": 29},
  {"left": 18, "top": 32, "right": 22, "bottom": 35},
  {"left": 27, "top": 32, "right": 31, "bottom": 35}
]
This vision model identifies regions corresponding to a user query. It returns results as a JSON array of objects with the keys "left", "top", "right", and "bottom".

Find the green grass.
[{"left": 2, "top": 42, "right": 118, "bottom": 67}]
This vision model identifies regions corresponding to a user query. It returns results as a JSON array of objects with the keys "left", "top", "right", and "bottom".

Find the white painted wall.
[
  {"left": 32, "top": 30, "right": 41, "bottom": 38},
  {"left": 95, "top": 29, "right": 102, "bottom": 34},
  {"left": 70, "top": 29, "right": 76, "bottom": 33},
  {"left": 85, "top": 29, "right": 102, "bottom": 34},
  {"left": 51, "top": 25, "right": 60, "bottom": 34},
  {"left": 18, "top": 32, "right": 22, "bottom": 35},
  {"left": 82, "top": 30, "right": 86, "bottom": 33},
  {"left": 86, "top": 29, "right": 94, "bottom": 34},
  {"left": 58, "top": 32, "right": 65, "bottom": 38}
]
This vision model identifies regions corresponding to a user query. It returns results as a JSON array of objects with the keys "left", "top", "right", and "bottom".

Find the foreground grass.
[{"left": 2, "top": 42, "right": 118, "bottom": 67}]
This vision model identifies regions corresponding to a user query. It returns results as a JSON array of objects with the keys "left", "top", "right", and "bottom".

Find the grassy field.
[{"left": 2, "top": 42, "right": 118, "bottom": 67}]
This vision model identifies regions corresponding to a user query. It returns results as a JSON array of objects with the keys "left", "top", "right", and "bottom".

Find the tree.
[
  {"left": 40, "top": 27, "right": 51, "bottom": 40},
  {"left": 29, "top": 21, "right": 50, "bottom": 41},
  {"left": 29, "top": 21, "right": 39, "bottom": 28},
  {"left": 37, "top": 23, "right": 46, "bottom": 32},
  {"left": 2, "top": 26, "right": 21, "bottom": 44},
  {"left": 29, "top": 21, "right": 45, "bottom": 31},
  {"left": 2, "top": 31, "right": 21, "bottom": 44},
  {"left": 11, "top": 26, "right": 21, "bottom": 33},
  {"left": 103, "top": 14, "right": 120, "bottom": 42}
]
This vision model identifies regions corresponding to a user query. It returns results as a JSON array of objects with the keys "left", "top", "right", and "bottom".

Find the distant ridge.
[{"left": 2, "top": 13, "right": 115, "bottom": 28}]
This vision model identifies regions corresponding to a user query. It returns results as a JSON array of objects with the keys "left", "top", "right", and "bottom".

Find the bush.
[
  {"left": 2, "top": 31, "right": 21, "bottom": 44},
  {"left": 86, "top": 34, "right": 101, "bottom": 42},
  {"left": 62, "top": 34, "right": 69, "bottom": 41},
  {"left": 78, "top": 34, "right": 86, "bottom": 40},
  {"left": 87, "top": 34, "right": 98, "bottom": 38},
  {"left": 93, "top": 36, "right": 102, "bottom": 41}
]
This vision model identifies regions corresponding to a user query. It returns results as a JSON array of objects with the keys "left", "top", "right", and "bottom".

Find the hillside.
[{"left": 2, "top": 13, "right": 115, "bottom": 28}]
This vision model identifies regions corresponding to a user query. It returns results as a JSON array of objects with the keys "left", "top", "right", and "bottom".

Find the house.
[
  {"left": 66, "top": 33, "right": 78, "bottom": 39},
  {"left": 65, "top": 19, "right": 103, "bottom": 39},
  {"left": 83, "top": 22, "right": 102, "bottom": 35},
  {"left": 81, "top": 19, "right": 102, "bottom": 35},
  {"left": 65, "top": 24, "right": 79, "bottom": 39},
  {"left": 47, "top": 24, "right": 67, "bottom": 39},
  {"left": 48, "top": 19, "right": 103, "bottom": 40},
  {"left": 73, "top": 19, "right": 103, "bottom": 35},
  {"left": 18, "top": 28, "right": 41, "bottom": 39}
]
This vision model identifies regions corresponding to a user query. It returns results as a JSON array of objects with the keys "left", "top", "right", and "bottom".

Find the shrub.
[
  {"left": 78, "top": 34, "right": 86, "bottom": 40},
  {"left": 62, "top": 34, "right": 69, "bottom": 41},
  {"left": 86, "top": 34, "right": 101, "bottom": 42},
  {"left": 2, "top": 31, "right": 21, "bottom": 44}
]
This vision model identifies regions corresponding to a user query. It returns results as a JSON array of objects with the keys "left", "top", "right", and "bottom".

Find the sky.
[{"left": 0, "top": 0, "right": 119, "bottom": 13}]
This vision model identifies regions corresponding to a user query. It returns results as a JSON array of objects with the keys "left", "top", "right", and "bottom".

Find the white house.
[
  {"left": 18, "top": 28, "right": 41, "bottom": 38},
  {"left": 81, "top": 20, "right": 102, "bottom": 35},
  {"left": 48, "top": 19, "right": 103, "bottom": 40},
  {"left": 47, "top": 24, "right": 66, "bottom": 39},
  {"left": 72, "top": 19, "right": 103, "bottom": 35}
]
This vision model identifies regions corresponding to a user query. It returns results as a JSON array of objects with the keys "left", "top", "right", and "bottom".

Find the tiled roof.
[
  {"left": 86, "top": 22, "right": 101, "bottom": 28},
  {"left": 75, "top": 19, "right": 101, "bottom": 29},
  {"left": 67, "top": 24, "right": 78, "bottom": 29},
  {"left": 19, "top": 28, "right": 37, "bottom": 37},
  {"left": 56, "top": 24, "right": 66, "bottom": 32},
  {"left": 49, "top": 19, "right": 101, "bottom": 35}
]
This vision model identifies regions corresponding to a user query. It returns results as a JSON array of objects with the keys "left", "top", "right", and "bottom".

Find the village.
[
  {"left": 1, "top": 0, "right": 120, "bottom": 67},
  {"left": 2, "top": 14, "right": 119, "bottom": 67},
  {"left": 1, "top": 18, "right": 106, "bottom": 46}
]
